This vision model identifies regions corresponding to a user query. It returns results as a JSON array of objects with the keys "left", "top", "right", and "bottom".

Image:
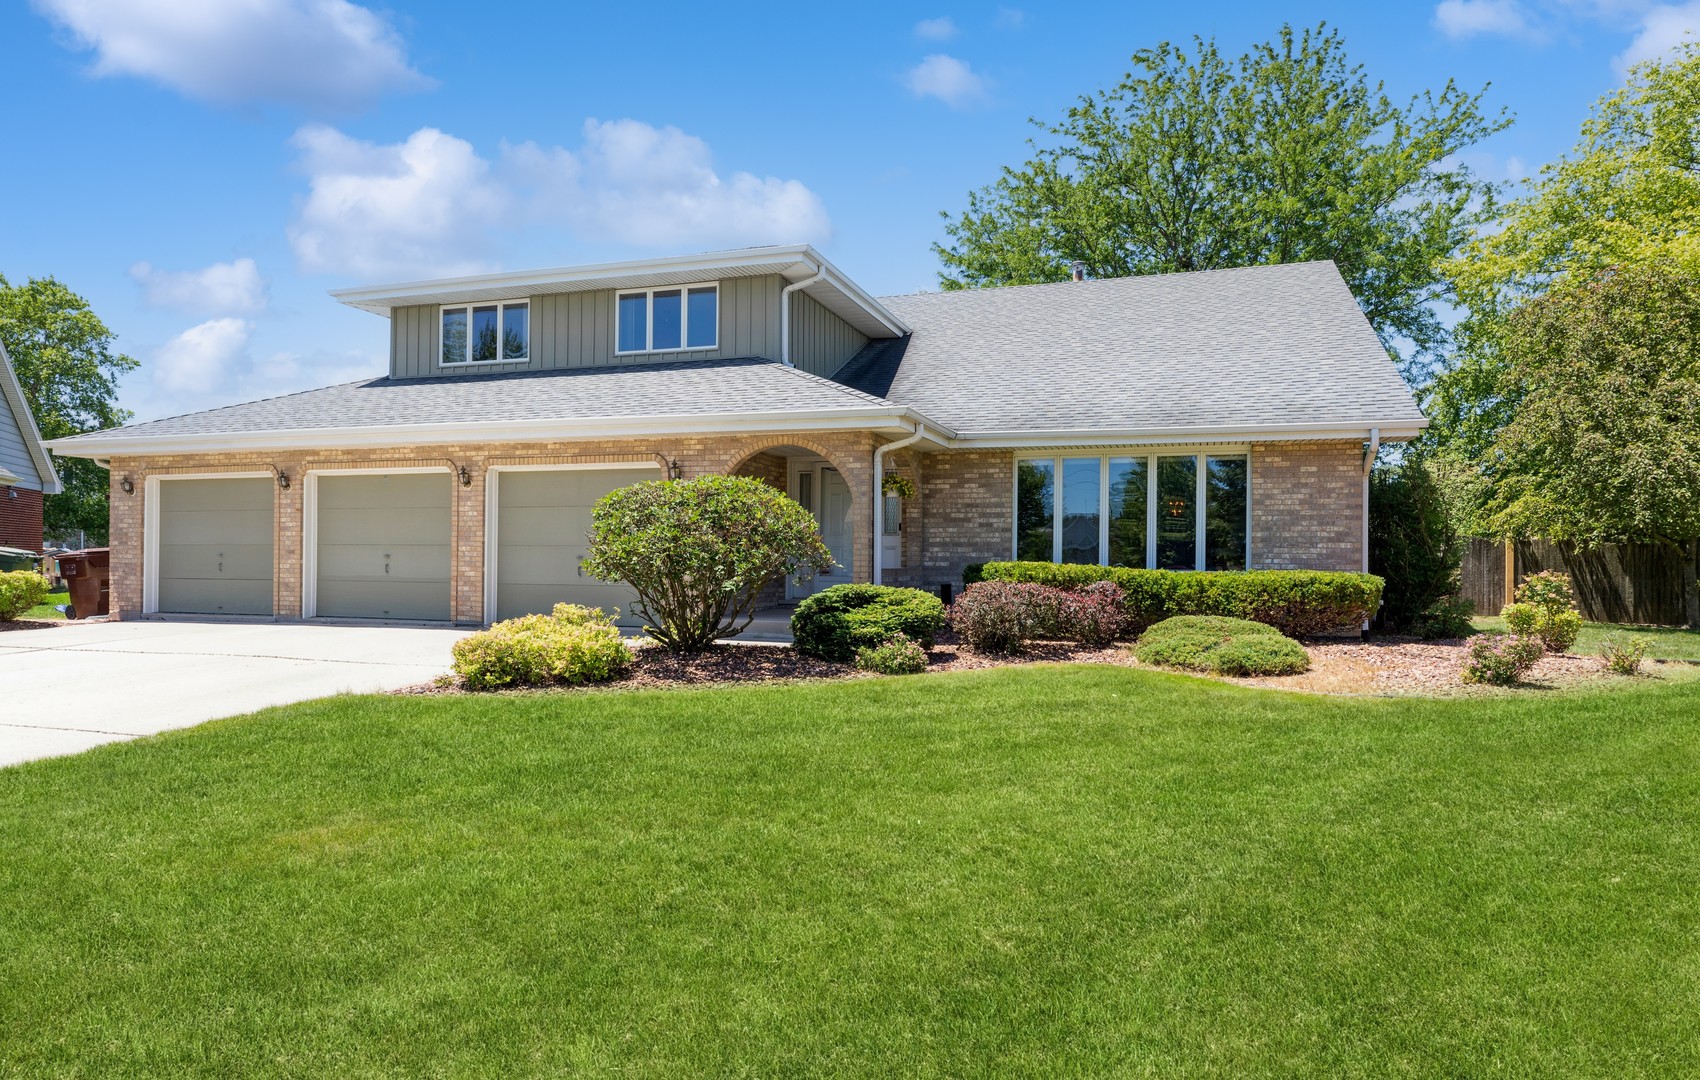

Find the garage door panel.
[
  {"left": 156, "top": 478, "right": 275, "bottom": 616},
  {"left": 315, "top": 579, "right": 448, "bottom": 621},
  {"left": 158, "top": 543, "right": 272, "bottom": 581},
  {"left": 316, "top": 543, "right": 451, "bottom": 580},
  {"left": 317, "top": 507, "right": 450, "bottom": 546},
  {"left": 494, "top": 469, "right": 654, "bottom": 624},
  {"left": 317, "top": 474, "right": 450, "bottom": 509}
]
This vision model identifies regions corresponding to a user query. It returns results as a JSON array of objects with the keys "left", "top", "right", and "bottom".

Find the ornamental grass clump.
[
  {"left": 1130, "top": 615, "right": 1310, "bottom": 676},
  {"left": 0, "top": 570, "right": 49, "bottom": 621},
  {"left": 854, "top": 632, "right": 930, "bottom": 675},
  {"left": 1461, "top": 632, "right": 1546, "bottom": 686},
  {"left": 584, "top": 475, "right": 832, "bottom": 653},
  {"left": 791, "top": 585, "right": 946, "bottom": 662},
  {"left": 1501, "top": 570, "right": 1583, "bottom": 652},
  {"left": 452, "top": 604, "right": 633, "bottom": 690}
]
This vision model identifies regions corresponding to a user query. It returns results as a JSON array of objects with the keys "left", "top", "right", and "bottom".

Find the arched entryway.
[{"left": 727, "top": 439, "right": 868, "bottom": 602}]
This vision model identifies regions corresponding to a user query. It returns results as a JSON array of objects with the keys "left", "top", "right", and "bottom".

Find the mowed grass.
[
  {"left": 21, "top": 585, "right": 67, "bottom": 620},
  {"left": 4, "top": 668, "right": 1700, "bottom": 1078},
  {"left": 1472, "top": 615, "right": 1700, "bottom": 662}
]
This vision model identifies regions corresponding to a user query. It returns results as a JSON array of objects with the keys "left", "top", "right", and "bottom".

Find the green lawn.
[
  {"left": 21, "top": 585, "right": 67, "bottom": 620},
  {"left": 1472, "top": 615, "right": 1700, "bottom": 662},
  {"left": 4, "top": 668, "right": 1700, "bottom": 1077}
]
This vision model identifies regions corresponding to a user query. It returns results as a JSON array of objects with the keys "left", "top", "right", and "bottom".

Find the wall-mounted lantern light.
[
  {"left": 119, "top": 476, "right": 135, "bottom": 495},
  {"left": 668, "top": 459, "right": 684, "bottom": 480},
  {"left": 276, "top": 472, "right": 291, "bottom": 491},
  {"left": 458, "top": 465, "right": 472, "bottom": 487}
]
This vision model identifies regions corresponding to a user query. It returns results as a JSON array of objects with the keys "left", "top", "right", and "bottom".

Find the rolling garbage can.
[
  {"left": 58, "top": 548, "right": 110, "bottom": 619},
  {"left": 0, "top": 546, "right": 37, "bottom": 572}
]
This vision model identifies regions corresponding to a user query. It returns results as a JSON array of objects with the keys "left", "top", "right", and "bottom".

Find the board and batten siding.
[
  {"left": 389, "top": 275, "right": 788, "bottom": 379},
  {"left": 0, "top": 403, "right": 42, "bottom": 490},
  {"left": 790, "top": 291, "right": 869, "bottom": 379}
]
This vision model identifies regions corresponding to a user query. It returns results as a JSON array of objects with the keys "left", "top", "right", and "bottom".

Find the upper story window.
[
  {"left": 616, "top": 283, "right": 718, "bottom": 354},
  {"left": 1015, "top": 451, "right": 1248, "bottom": 571},
  {"left": 442, "top": 300, "right": 528, "bottom": 365}
]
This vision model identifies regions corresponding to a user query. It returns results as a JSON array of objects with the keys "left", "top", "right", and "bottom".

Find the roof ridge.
[{"left": 877, "top": 259, "right": 1339, "bottom": 302}]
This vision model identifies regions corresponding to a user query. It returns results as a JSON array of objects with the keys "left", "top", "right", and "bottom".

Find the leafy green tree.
[
  {"left": 935, "top": 23, "right": 1508, "bottom": 377},
  {"left": 1473, "top": 266, "right": 1700, "bottom": 627},
  {"left": 0, "top": 276, "right": 137, "bottom": 545},
  {"left": 1368, "top": 457, "right": 1470, "bottom": 637}
]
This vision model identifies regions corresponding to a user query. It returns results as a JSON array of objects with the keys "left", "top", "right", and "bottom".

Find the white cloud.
[
  {"left": 32, "top": 0, "right": 429, "bottom": 110},
  {"left": 994, "top": 7, "right": 1026, "bottom": 29},
  {"left": 130, "top": 258, "right": 267, "bottom": 315},
  {"left": 1433, "top": 0, "right": 1537, "bottom": 38},
  {"left": 904, "top": 54, "right": 989, "bottom": 108},
  {"left": 1505, "top": 155, "right": 1529, "bottom": 180},
  {"left": 1616, "top": 1, "right": 1700, "bottom": 67},
  {"left": 288, "top": 120, "right": 832, "bottom": 280},
  {"left": 153, "top": 318, "right": 251, "bottom": 392},
  {"left": 914, "top": 16, "right": 958, "bottom": 40}
]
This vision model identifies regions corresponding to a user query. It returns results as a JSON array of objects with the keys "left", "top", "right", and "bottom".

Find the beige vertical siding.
[
  {"left": 789, "top": 291, "right": 869, "bottom": 378},
  {"left": 388, "top": 275, "right": 787, "bottom": 379}
]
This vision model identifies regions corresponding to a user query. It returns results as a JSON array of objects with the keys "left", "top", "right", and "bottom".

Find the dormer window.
[
  {"left": 616, "top": 283, "right": 718, "bottom": 354},
  {"left": 442, "top": 301, "right": 528, "bottom": 365}
]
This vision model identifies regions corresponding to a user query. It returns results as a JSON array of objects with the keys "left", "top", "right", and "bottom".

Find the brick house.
[
  {"left": 0, "top": 339, "right": 60, "bottom": 552},
  {"left": 46, "top": 246, "right": 1424, "bottom": 625}
]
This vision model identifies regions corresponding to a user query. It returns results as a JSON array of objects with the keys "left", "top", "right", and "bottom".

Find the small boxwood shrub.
[
  {"left": 1131, "top": 615, "right": 1309, "bottom": 676},
  {"left": 973, "top": 562, "right": 1382, "bottom": 636},
  {"left": 1461, "top": 632, "right": 1545, "bottom": 686},
  {"left": 0, "top": 571, "right": 49, "bottom": 621},
  {"left": 452, "top": 604, "right": 634, "bottom": 690},
  {"left": 855, "top": 632, "right": 930, "bottom": 675},
  {"left": 791, "top": 585, "right": 946, "bottom": 662},
  {"left": 1501, "top": 572, "right": 1583, "bottom": 653}
]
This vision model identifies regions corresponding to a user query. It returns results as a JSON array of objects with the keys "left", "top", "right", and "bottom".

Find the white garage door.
[
  {"left": 493, "top": 467, "right": 656, "bottom": 625},
  {"left": 315, "top": 472, "right": 451, "bottom": 621},
  {"left": 156, "top": 477, "right": 274, "bottom": 615}
]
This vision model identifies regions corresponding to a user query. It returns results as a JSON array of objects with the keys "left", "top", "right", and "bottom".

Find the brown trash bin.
[{"left": 58, "top": 548, "right": 110, "bottom": 620}]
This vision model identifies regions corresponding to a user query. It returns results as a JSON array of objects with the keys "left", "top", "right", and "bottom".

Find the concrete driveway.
[{"left": 0, "top": 620, "right": 470, "bottom": 768}]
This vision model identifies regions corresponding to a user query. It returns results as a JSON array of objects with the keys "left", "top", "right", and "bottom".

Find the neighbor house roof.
[
  {"left": 46, "top": 358, "right": 915, "bottom": 455},
  {"left": 844, "top": 260, "right": 1425, "bottom": 441},
  {"left": 0, "top": 339, "right": 62, "bottom": 493}
]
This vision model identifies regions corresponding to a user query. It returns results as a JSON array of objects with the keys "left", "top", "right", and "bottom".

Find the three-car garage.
[{"left": 145, "top": 465, "right": 653, "bottom": 625}]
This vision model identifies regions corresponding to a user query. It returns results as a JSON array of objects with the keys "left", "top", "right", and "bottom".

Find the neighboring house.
[
  {"left": 0, "top": 338, "right": 61, "bottom": 552},
  {"left": 46, "top": 245, "right": 1424, "bottom": 625}
]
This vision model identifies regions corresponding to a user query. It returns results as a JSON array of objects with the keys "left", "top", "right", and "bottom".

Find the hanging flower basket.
[{"left": 881, "top": 473, "right": 917, "bottom": 499}]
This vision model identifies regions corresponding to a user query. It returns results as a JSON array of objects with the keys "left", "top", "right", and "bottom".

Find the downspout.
[
  {"left": 872, "top": 423, "right": 925, "bottom": 584},
  {"left": 1362, "top": 427, "right": 1380, "bottom": 574},
  {"left": 779, "top": 264, "right": 825, "bottom": 368}
]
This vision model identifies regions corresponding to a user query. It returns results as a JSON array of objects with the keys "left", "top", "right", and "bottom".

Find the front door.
[{"left": 795, "top": 465, "right": 853, "bottom": 597}]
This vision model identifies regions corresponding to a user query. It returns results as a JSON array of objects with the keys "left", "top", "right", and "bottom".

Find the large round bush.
[
  {"left": 1131, "top": 615, "right": 1309, "bottom": 676},
  {"left": 791, "top": 584, "right": 945, "bottom": 662},
  {"left": 584, "top": 475, "right": 832, "bottom": 653}
]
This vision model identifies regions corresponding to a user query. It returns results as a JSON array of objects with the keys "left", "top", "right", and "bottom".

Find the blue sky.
[{"left": 2, "top": 0, "right": 1694, "bottom": 423}]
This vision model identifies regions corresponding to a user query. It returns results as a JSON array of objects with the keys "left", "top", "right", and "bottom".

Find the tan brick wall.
[
  {"left": 107, "top": 431, "right": 878, "bottom": 623},
  {"left": 1250, "top": 441, "right": 1365, "bottom": 571},
  {"left": 916, "top": 449, "right": 1015, "bottom": 590}
]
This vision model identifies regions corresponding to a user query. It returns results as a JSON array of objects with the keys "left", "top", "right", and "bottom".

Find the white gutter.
[
  {"left": 872, "top": 423, "right": 927, "bottom": 583},
  {"left": 1362, "top": 426, "right": 1380, "bottom": 575},
  {"left": 944, "top": 419, "right": 1427, "bottom": 447},
  {"left": 779, "top": 263, "right": 826, "bottom": 367}
]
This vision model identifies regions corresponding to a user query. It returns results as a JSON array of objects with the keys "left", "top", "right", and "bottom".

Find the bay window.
[{"left": 1013, "top": 451, "right": 1249, "bottom": 571}]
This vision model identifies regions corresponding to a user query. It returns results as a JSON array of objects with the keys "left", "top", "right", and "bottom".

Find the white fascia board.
[
  {"left": 944, "top": 418, "right": 1429, "bottom": 448},
  {"left": 44, "top": 406, "right": 921, "bottom": 459}
]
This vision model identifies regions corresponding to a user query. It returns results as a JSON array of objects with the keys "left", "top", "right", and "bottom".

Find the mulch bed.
[
  {"left": 399, "top": 632, "right": 1638, "bottom": 698},
  {"left": 0, "top": 619, "right": 64, "bottom": 633}
]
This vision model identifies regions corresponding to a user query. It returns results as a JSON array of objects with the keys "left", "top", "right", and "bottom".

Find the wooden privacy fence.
[{"left": 1461, "top": 537, "right": 1699, "bottom": 626}]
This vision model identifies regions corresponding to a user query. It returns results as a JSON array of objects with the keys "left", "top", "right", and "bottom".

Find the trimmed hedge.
[
  {"left": 1131, "top": 615, "right": 1310, "bottom": 676},
  {"left": 972, "top": 562, "right": 1382, "bottom": 637},
  {"left": 452, "top": 604, "right": 634, "bottom": 690},
  {"left": 0, "top": 571, "right": 49, "bottom": 621},
  {"left": 791, "top": 585, "right": 946, "bottom": 662},
  {"left": 947, "top": 580, "right": 1126, "bottom": 653}
]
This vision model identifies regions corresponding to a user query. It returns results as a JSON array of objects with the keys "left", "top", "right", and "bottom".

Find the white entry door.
[{"left": 795, "top": 465, "right": 853, "bottom": 598}]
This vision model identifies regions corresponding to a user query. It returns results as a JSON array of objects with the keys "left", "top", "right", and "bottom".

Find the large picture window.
[
  {"left": 615, "top": 283, "right": 718, "bottom": 354},
  {"left": 1013, "top": 451, "right": 1249, "bottom": 570},
  {"left": 442, "top": 301, "right": 528, "bottom": 365}
]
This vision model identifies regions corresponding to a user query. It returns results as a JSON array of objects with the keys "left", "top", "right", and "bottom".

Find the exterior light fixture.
[
  {"left": 119, "top": 476, "right": 134, "bottom": 495},
  {"left": 458, "top": 465, "right": 471, "bottom": 487},
  {"left": 4, "top": 487, "right": 16, "bottom": 501},
  {"left": 276, "top": 472, "right": 291, "bottom": 491},
  {"left": 668, "top": 459, "right": 684, "bottom": 480}
]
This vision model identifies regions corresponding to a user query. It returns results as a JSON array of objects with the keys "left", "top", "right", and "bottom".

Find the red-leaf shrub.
[{"left": 948, "top": 580, "right": 1127, "bottom": 653}]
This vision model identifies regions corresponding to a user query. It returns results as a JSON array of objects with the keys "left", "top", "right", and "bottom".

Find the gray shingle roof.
[
  {"left": 853, "top": 260, "right": 1422, "bottom": 434},
  {"left": 54, "top": 357, "right": 895, "bottom": 445}
]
